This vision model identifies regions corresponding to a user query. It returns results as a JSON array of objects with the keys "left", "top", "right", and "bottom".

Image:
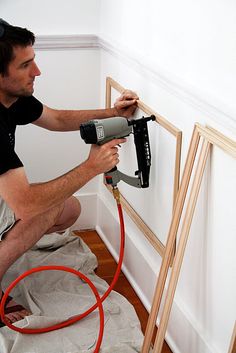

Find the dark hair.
[{"left": 0, "top": 19, "right": 35, "bottom": 76}]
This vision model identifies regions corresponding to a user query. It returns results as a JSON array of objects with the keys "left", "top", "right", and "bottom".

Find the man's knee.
[
  {"left": 70, "top": 196, "right": 81, "bottom": 222},
  {"left": 55, "top": 196, "right": 81, "bottom": 230}
]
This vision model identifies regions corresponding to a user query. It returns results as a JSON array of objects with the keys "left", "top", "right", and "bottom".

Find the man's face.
[{"left": 0, "top": 45, "right": 41, "bottom": 103}]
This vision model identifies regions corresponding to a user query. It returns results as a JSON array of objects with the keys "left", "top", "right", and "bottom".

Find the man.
[{"left": 0, "top": 19, "right": 138, "bottom": 326}]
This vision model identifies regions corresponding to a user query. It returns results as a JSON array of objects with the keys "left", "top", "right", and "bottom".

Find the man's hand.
[
  {"left": 86, "top": 138, "right": 126, "bottom": 175},
  {"left": 114, "top": 90, "right": 139, "bottom": 118}
]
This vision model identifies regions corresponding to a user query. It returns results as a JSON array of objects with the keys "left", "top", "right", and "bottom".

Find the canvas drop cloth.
[{"left": 0, "top": 230, "right": 144, "bottom": 353}]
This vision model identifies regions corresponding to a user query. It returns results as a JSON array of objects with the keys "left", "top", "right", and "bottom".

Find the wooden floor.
[{"left": 74, "top": 229, "right": 172, "bottom": 353}]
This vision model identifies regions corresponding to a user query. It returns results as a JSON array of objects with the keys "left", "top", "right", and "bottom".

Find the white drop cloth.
[{"left": 0, "top": 230, "right": 144, "bottom": 353}]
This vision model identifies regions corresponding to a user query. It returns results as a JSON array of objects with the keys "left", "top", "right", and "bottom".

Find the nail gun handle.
[{"left": 104, "top": 167, "right": 142, "bottom": 188}]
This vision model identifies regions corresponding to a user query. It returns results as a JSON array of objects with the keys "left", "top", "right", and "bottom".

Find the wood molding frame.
[
  {"left": 105, "top": 77, "right": 182, "bottom": 258},
  {"left": 142, "top": 124, "right": 236, "bottom": 353}
]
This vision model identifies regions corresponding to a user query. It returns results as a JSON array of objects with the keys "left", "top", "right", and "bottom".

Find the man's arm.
[
  {"left": 0, "top": 138, "right": 125, "bottom": 221},
  {"left": 33, "top": 90, "right": 138, "bottom": 131}
]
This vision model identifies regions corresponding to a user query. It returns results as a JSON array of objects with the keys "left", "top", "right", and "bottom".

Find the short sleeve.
[{"left": 11, "top": 96, "right": 43, "bottom": 125}]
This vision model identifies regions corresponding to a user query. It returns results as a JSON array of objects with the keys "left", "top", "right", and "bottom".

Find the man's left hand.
[{"left": 114, "top": 89, "right": 139, "bottom": 118}]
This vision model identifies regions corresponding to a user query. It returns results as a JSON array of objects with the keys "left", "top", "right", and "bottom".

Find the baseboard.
[
  {"left": 96, "top": 194, "right": 217, "bottom": 353},
  {"left": 72, "top": 192, "right": 97, "bottom": 230}
]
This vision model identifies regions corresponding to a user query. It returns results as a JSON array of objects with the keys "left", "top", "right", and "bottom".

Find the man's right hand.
[{"left": 86, "top": 138, "right": 126, "bottom": 175}]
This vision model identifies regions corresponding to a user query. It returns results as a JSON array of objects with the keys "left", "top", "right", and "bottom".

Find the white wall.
[
  {"left": 1, "top": 1, "right": 236, "bottom": 353},
  {"left": 99, "top": 0, "right": 236, "bottom": 126},
  {"left": 98, "top": 49, "right": 236, "bottom": 353},
  {"left": 0, "top": 0, "right": 100, "bottom": 34},
  {"left": 98, "top": 2, "right": 236, "bottom": 353}
]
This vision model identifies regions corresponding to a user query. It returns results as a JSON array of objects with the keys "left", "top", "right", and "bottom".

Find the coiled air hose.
[{"left": 0, "top": 187, "right": 124, "bottom": 353}]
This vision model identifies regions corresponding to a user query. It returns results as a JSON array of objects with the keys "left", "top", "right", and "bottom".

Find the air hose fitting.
[{"left": 112, "top": 186, "right": 121, "bottom": 204}]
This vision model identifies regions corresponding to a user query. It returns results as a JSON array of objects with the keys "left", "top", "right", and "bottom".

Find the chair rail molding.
[
  {"left": 35, "top": 34, "right": 236, "bottom": 133},
  {"left": 35, "top": 34, "right": 100, "bottom": 50}
]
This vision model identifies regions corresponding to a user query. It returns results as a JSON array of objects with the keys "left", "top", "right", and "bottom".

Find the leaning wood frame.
[
  {"left": 228, "top": 322, "right": 236, "bottom": 353},
  {"left": 105, "top": 77, "right": 182, "bottom": 258},
  {"left": 141, "top": 123, "right": 236, "bottom": 353}
]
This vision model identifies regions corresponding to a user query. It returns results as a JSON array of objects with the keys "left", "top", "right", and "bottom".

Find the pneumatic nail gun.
[{"left": 80, "top": 115, "right": 155, "bottom": 188}]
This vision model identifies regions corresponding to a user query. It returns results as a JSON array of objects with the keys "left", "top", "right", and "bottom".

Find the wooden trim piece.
[
  {"left": 106, "top": 77, "right": 112, "bottom": 110},
  {"left": 173, "top": 131, "right": 182, "bottom": 210},
  {"left": 153, "top": 138, "right": 211, "bottom": 353},
  {"left": 107, "top": 77, "right": 181, "bottom": 137},
  {"left": 120, "top": 192, "right": 165, "bottom": 256},
  {"left": 106, "top": 185, "right": 165, "bottom": 256},
  {"left": 142, "top": 125, "right": 201, "bottom": 352},
  {"left": 145, "top": 124, "right": 235, "bottom": 353},
  {"left": 106, "top": 76, "right": 236, "bottom": 352},
  {"left": 198, "top": 124, "right": 236, "bottom": 158},
  {"left": 106, "top": 76, "right": 124, "bottom": 95},
  {"left": 105, "top": 77, "right": 182, "bottom": 258},
  {"left": 138, "top": 100, "right": 180, "bottom": 138},
  {"left": 228, "top": 322, "right": 236, "bottom": 353}
]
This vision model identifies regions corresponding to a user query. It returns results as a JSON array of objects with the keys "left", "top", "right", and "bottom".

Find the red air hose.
[{"left": 0, "top": 190, "right": 124, "bottom": 353}]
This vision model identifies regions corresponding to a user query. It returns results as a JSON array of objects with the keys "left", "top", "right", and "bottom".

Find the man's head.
[
  {"left": 0, "top": 19, "right": 41, "bottom": 104},
  {"left": 0, "top": 19, "right": 35, "bottom": 76}
]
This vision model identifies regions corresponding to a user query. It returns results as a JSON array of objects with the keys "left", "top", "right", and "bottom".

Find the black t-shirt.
[{"left": 0, "top": 96, "right": 43, "bottom": 175}]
